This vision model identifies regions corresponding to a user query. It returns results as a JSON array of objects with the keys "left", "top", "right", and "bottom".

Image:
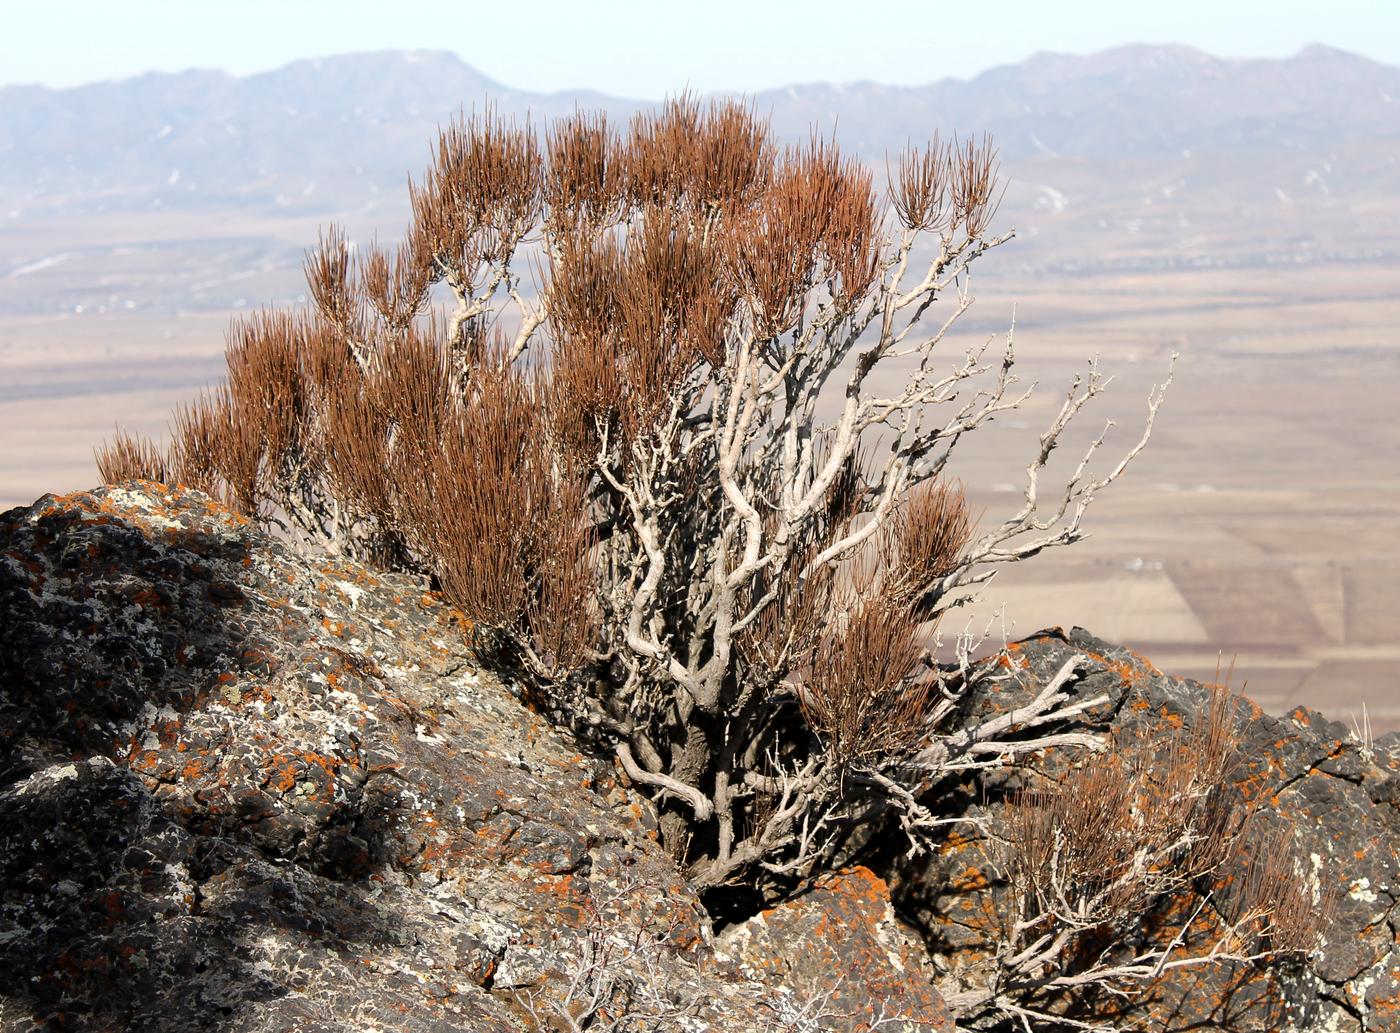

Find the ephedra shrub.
[{"left": 98, "top": 98, "right": 1323, "bottom": 1021}]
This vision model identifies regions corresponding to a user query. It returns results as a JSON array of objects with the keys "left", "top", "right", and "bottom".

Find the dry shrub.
[
  {"left": 224, "top": 310, "right": 313, "bottom": 483},
  {"left": 1007, "top": 688, "right": 1242, "bottom": 920},
  {"left": 319, "top": 367, "right": 393, "bottom": 528},
  {"left": 93, "top": 99, "right": 1201, "bottom": 946},
  {"left": 409, "top": 107, "right": 542, "bottom": 293},
  {"left": 168, "top": 393, "right": 224, "bottom": 497},
  {"left": 90, "top": 95, "right": 1332, "bottom": 1021},
  {"left": 397, "top": 351, "right": 594, "bottom": 666},
  {"left": 800, "top": 597, "right": 929, "bottom": 764},
  {"left": 890, "top": 133, "right": 953, "bottom": 233},
  {"left": 718, "top": 137, "right": 877, "bottom": 334},
  {"left": 167, "top": 387, "right": 264, "bottom": 514},
  {"left": 882, "top": 481, "right": 975, "bottom": 615},
  {"left": 1000, "top": 685, "right": 1328, "bottom": 995},
  {"left": 95, "top": 430, "right": 168, "bottom": 485},
  {"left": 545, "top": 111, "right": 626, "bottom": 234},
  {"left": 1229, "top": 824, "right": 1333, "bottom": 955},
  {"left": 622, "top": 95, "right": 774, "bottom": 215},
  {"left": 794, "top": 480, "right": 975, "bottom": 765}
]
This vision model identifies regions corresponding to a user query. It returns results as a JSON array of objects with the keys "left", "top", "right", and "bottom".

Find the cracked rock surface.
[
  {"left": 894, "top": 629, "right": 1400, "bottom": 1032},
  {"left": 0, "top": 483, "right": 953, "bottom": 1033}
]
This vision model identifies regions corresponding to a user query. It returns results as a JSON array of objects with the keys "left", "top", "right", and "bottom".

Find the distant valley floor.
[{"left": 2, "top": 262, "right": 1397, "bottom": 734}]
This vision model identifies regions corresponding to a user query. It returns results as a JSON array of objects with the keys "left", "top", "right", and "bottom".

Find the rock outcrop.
[
  {"left": 3, "top": 482, "right": 1399, "bottom": 1032},
  {"left": 0, "top": 484, "right": 952, "bottom": 1033},
  {"left": 896, "top": 629, "right": 1400, "bottom": 1032},
  {"left": 720, "top": 867, "right": 953, "bottom": 1032}
]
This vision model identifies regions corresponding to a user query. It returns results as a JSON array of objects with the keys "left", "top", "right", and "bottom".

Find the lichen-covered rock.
[
  {"left": 720, "top": 868, "right": 955, "bottom": 1032},
  {"left": 895, "top": 627, "right": 1400, "bottom": 1033},
  {"left": 0, "top": 483, "right": 954, "bottom": 1033}
]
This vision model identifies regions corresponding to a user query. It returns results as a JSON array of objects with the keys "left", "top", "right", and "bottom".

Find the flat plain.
[{"left": 2, "top": 202, "right": 1397, "bottom": 734}]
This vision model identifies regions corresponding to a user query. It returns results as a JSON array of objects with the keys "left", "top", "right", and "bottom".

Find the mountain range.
[
  {"left": 1, "top": 44, "right": 1398, "bottom": 314},
  {"left": 3, "top": 44, "right": 1398, "bottom": 212}
]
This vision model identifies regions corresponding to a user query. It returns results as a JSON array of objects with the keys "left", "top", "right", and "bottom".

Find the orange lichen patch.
[
  {"left": 326, "top": 647, "right": 384, "bottom": 679},
  {"left": 299, "top": 750, "right": 341, "bottom": 777},
  {"left": 1364, "top": 974, "right": 1400, "bottom": 1025},
  {"left": 5, "top": 551, "right": 46, "bottom": 576},
  {"left": 439, "top": 607, "right": 473, "bottom": 634},
  {"left": 825, "top": 865, "right": 891, "bottom": 904},
  {"left": 1237, "top": 696, "right": 1264, "bottom": 719},
  {"left": 1234, "top": 769, "right": 1277, "bottom": 805},
  {"left": 317, "top": 560, "right": 383, "bottom": 585},
  {"left": 98, "top": 891, "right": 127, "bottom": 924},
  {"left": 1109, "top": 658, "right": 1142, "bottom": 686},
  {"left": 1142, "top": 936, "right": 1271, "bottom": 1026},
  {"left": 229, "top": 682, "right": 274, "bottom": 707},
  {"left": 129, "top": 586, "right": 170, "bottom": 608},
  {"left": 265, "top": 756, "right": 301, "bottom": 793},
  {"left": 150, "top": 718, "right": 183, "bottom": 744},
  {"left": 321, "top": 617, "right": 347, "bottom": 638},
  {"left": 55, "top": 950, "right": 113, "bottom": 974},
  {"left": 1290, "top": 707, "right": 1312, "bottom": 727},
  {"left": 531, "top": 873, "right": 583, "bottom": 913},
  {"left": 939, "top": 830, "right": 977, "bottom": 856},
  {"left": 416, "top": 835, "right": 455, "bottom": 867},
  {"left": 1121, "top": 644, "right": 1162, "bottom": 676},
  {"left": 949, "top": 865, "right": 990, "bottom": 892},
  {"left": 1084, "top": 650, "right": 1141, "bottom": 688},
  {"left": 467, "top": 820, "right": 521, "bottom": 861},
  {"left": 180, "top": 757, "right": 209, "bottom": 780},
  {"left": 240, "top": 646, "right": 277, "bottom": 667}
]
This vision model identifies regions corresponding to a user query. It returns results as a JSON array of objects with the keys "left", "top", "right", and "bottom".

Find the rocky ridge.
[
  {"left": 894, "top": 629, "right": 1400, "bottom": 1031},
  {"left": 0, "top": 483, "right": 951, "bottom": 1032},
  {"left": 1, "top": 482, "right": 1399, "bottom": 1031}
]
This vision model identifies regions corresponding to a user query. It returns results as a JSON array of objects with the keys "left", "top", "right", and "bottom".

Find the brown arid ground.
[
  {"left": 2, "top": 213, "right": 1396, "bottom": 733},
  {"left": 946, "top": 263, "right": 1400, "bottom": 733}
]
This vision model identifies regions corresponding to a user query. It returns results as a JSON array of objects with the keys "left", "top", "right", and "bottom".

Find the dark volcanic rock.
[
  {"left": 0, "top": 483, "right": 951, "bottom": 1033},
  {"left": 895, "top": 628, "right": 1400, "bottom": 1032}
]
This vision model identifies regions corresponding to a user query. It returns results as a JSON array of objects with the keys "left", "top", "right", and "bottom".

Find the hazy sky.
[{"left": 4, "top": 0, "right": 1397, "bottom": 97}]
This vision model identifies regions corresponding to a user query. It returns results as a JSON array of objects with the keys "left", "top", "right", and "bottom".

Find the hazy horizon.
[
  {"left": 4, "top": 0, "right": 1399, "bottom": 98},
  {"left": 4, "top": 39, "right": 1396, "bottom": 100}
]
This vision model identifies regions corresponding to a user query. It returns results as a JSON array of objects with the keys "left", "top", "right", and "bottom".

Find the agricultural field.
[{"left": 2, "top": 208, "right": 1397, "bottom": 733}]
